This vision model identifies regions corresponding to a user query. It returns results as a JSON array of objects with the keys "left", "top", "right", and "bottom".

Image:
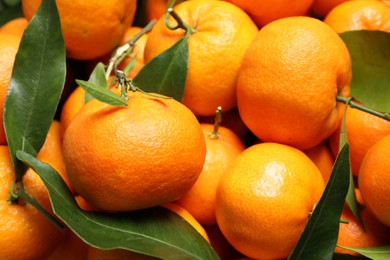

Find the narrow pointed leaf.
[
  {"left": 132, "top": 36, "right": 188, "bottom": 102},
  {"left": 16, "top": 150, "right": 219, "bottom": 260},
  {"left": 337, "top": 245, "right": 390, "bottom": 260},
  {"left": 339, "top": 30, "right": 390, "bottom": 112},
  {"left": 3, "top": 0, "right": 65, "bottom": 180},
  {"left": 76, "top": 79, "right": 127, "bottom": 106},
  {"left": 85, "top": 62, "right": 108, "bottom": 103},
  {"left": 288, "top": 144, "right": 351, "bottom": 260}
]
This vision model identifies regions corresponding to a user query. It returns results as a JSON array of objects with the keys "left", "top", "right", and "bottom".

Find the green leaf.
[
  {"left": 333, "top": 253, "right": 365, "bottom": 260},
  {"left": 288, "top": 144, "right": 351, "bottom": 260},
  {"left": 132, "top": 36, "right": 188, "bottom": 102},
  {"left": 3, "top": 0, "right": 65, "bottom": 181},
  {"left": 85, "top": 62, "right": 108, "bottom": 103},
  {"left": 16, "top": 150, "right": 220, "bottom": 260},
  {"left": 76, "top": 79, "right": 127, "bottom": 107},
  {"left": 339, "top": 101, "right": 364, "bottom": 229},
  {"left": 337, "top": 245, "right": 390, "bottom": 260},
  {"left": 339, "top": 30, "right": 390, "bottom": 113}
]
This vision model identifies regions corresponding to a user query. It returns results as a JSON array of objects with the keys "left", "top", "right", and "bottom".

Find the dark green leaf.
[
  {"left": 337, "top": 245, "right": 390, "bottom": 260},
  {"left": 333, "top": 253, "right": 366, "bottom": 260},
  {"left": 16, "top": 150, "right": 220, "bottom": 260},
  {"left": 288, "top": 144, "right": 351, "bottom": 260},
  {"left": 85, "top": 62, "right": 108, "bottom": 103},
  {"left": 339, "top": 30, "right": 390, "bottom": 112},
  {"left": 339, "top": 102, "right": 364, "bottom": 229},
  {"left": 76, "top": 79, "right": 127, "bottom": 106},
  {"left": 3, "top": 0, "right": 65, "bottom": 181},
  {"left": 132, "top": 36, "right": 188, "bottom": 102}
]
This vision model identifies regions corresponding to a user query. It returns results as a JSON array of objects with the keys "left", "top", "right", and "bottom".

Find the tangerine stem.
[
  {"left": 105, "top": 19, "right": 156, "bottom": 80},
  {"left": 210, "top": 106, "right": 222, "bottom": 139},
  {"left": 336, "top": 95, "right": 390, "bottom": 121},
  {"left": 165, "top": 7, "right": 196, "bottom": 36},
  {"left": 7, "top": 181, "right": 18, "bottom": 204}
]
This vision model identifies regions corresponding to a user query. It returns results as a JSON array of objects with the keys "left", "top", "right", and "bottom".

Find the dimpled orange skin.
[
  {"left": 0, "top": 33, "right": 20, "bottom": 145},
  {"left": 175, "top": 123, "right": 246, "bottom": 226},
  {"left": 60, "top": 86, "right": 86, "bottom": 137},
  {"left": 303, "top": 141, "right": 335, "bottom": 182},
  {"left": 0, "top": 17, "right": 28, "bottom": 38},
  {"left": 62, "top": 91, "right": 206, "bottom": 212},
  {"left": 144, "top": 0, "right": 259, "bottom": 116},
  {"left": 224, "top": 0, "right": 314, "bottom": 27},
  {"left": 216, "top": 142, "right": 325, "bottom": 259},
  {"left": 359, "top": 134, "right": 390, "bottom": 227},
  {"left": 22, "top": 0, "right": 137, "bottom": 60},
  {"left": 324, "top": 0, "right": 390, "bottom": 33},
  {"left": 328, "top": 104, "right": 390, "bottom": 176},
  {"left": 236, "top": 16, "right": 351, "bottom": 151}
]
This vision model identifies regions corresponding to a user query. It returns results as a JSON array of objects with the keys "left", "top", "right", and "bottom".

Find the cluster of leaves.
[{"left": 3, "top": 0, "right": 390, "bottom": 259}]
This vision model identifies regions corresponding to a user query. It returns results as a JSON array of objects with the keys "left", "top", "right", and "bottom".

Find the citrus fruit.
[
  {"left": 146, "top": 0, "right": 167, "bottom": 22},
  {"left": 35, "top": 120, "right": 73, "bottom": 192},
  {"left": 236, "top": 16, "right": 351, "bottom": 150},
  {"left": 162, "top": 203, "right": 210, "bottom": 242},
  {"left": 0, "top": 17, "right": 28, "bottom": 38},
  {"left": 310, "top": 0, "right": 349, "bottom": 18},
  {"left": 0, "top": 120, "right": 69, "bottom": 259},
  {"left": 336, "top": 206, "right": 390, "bottom": 256},
  {"left": 224, "top": 0, "right": 314, "bottom": 27},
  {"left": 176, "top": 122, "right": 246, "bottom": 225},
  {"left": 328, "top": 104, "right": 390, "bottom": 176},
  {"left": 60, "top": 86, "right": 86, "bottom": 137},
  {"left": 0, "top": 33, "right": 20, "bottom": 145},
  {"left": 144, "top": 0, "right": 258, "bottom": 116},
  {"left": 358, "top": 134, "right": 390, "bottom": 226},
  {"left": 62, "top": 91, "right": 206, "bottom": 212},
  {"left": 215, "top": 142, "right": 325, "bottom": 259},
  {"left": 324, "top": 0, "right": 390, "bottom": 33},
  {"left": 22, "top": 0, "right": 137, "bottom": 60},
  {"left": 303, "top": 141, "right": 335, "bottom": 182}
]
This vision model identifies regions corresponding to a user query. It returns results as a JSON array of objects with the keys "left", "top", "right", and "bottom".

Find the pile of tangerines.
[{"left": 1, "top": 0, "right": 390, "bottom": 259}]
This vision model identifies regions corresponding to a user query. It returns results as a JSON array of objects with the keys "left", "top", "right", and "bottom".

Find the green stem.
[
  {"left": 210, "top": 106, "right": 222, "bottom": 139},
  {"left": 164, "top": 7, "right": 196, "bottom": 36},
  {"left": 336, "top": 95, "right": 390, "bottom": 121},
  {"left": 105, "top": 19, "right": 156, "bottom": 80},
  {"left": 7, "top": 181, "right": 18, "bottom": 204},
  {"left": 16, "top": 181, "right": 66, "bottom": 231}
]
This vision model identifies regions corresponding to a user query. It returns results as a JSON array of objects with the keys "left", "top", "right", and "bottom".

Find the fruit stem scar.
[
  {"left": 210, "top": 106, "right": 222, "bottom": 139},
  {"left": 336, "top": 95, "right": 390, "bottom": 121}
]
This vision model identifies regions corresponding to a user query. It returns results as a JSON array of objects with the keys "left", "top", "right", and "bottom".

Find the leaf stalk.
[{"left": 336, "top": 95, "right": 390, "bottom": 121}]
